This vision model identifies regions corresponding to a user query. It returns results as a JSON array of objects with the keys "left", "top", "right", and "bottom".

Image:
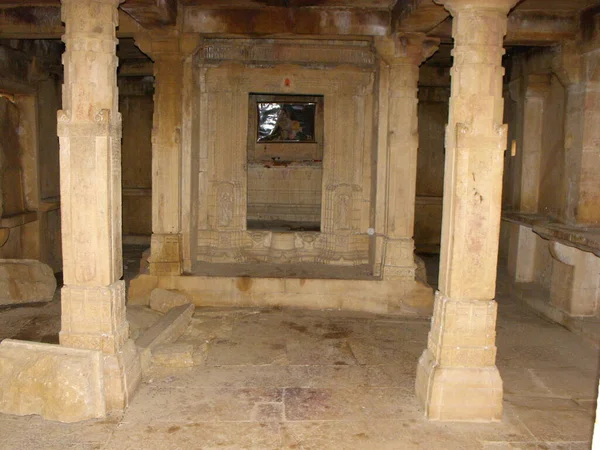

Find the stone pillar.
[
  {"left": 520, "top": 74, "right": 550, "bottom": 213},
  {"left": 506, "top": 75, "right": 549, "bottom": 284},
  {"left": 374, "top": 33, "right": 439, "bottom": 280},
  {"left": 58, "top": 0, "right": 140, "bottom": 411},
  {"left": 135, "top": 33, "right": 200, "bottom": 276},
  {"left": 415, "top": 0, "right": 517, "bottom": 421},
  {"left": 555, "top": 42, "right": 600, "bottom": 226}
]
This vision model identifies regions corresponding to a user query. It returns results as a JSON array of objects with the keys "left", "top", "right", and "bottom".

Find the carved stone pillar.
[
  {"left": 415, "top": 0, "right": 518, "bottom": 421},
  {"left": 135, "top": 33, "right": 200, "bottom": 275},
  {"left": 374, "top": 33, "right": 439, "bottom": 280},
  {"left": 58, "top": 0, "right": 140, "bottom": 410}
]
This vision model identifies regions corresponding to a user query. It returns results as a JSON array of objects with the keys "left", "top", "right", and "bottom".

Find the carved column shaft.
[
  {"left": 415, "top": 0, "right": 517, "bottom": 422},
  {"left": 58, "top": 0, "right": 126, "bottom": 352},
  {"left": 58, "top": 0, "right": 140, "bottom": 411},
  {"left": 375, "top": 33, "right": 439, "bottom": 280},
  {"left": 136, "top": 34, "right": 200, "bottom": 275}
]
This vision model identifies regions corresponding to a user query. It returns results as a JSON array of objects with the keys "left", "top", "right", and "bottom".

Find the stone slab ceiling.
[{"left": 0, "top": 0, "right": 599, "bottom": 42}]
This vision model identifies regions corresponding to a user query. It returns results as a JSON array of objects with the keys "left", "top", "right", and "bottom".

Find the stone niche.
[{"left": 192, "top": 39, "right": 375, "bottom": 266}]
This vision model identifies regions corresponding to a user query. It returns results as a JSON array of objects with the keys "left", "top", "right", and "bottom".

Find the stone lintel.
[{"left": 0, "top": 339, "right": 105, "bottom": 423}]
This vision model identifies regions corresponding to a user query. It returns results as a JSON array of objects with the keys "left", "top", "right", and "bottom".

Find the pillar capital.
[
  {"left": 135, "top": 31, "right": 202, "bottom": 61},
  {"left": 435, "top": 0, "right": 518, "bottom": 15},
  {"left": 374, "top": 33, "right": 439, "bottom": 67},
  {"left": 524, "top": 73, "right": 551, "bottom": 99}
]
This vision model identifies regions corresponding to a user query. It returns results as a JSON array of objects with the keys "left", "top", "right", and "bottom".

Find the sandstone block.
[
  {"left": 135, "top": 303, "right": 195, "bottom": 373},
  {"left": 152, "top": 342, "right": 195, "bottom": 368},
  {"left": 150, "top": 288, "right": 192, "bottom": 313},
  {"left": 0, "top": 339, "right": 105, "bottom": 423},
  {"left": 0, "top": 259, "right": 57, "bottom": 306}
]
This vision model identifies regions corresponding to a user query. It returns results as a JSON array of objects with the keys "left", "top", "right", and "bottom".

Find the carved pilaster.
[
  {"left": 374, "top": 33, "right": 439, "bottom": 280},
  {"left": 416, "top": 0, "right": 518, "bottom": 421},
  {"left": 135, "top": 32, "right": 202, "bottom": 275}
]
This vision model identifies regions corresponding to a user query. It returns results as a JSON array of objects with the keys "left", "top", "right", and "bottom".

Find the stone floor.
[{"left": 0, "top": 253, "right": 598, "bottom": 449}]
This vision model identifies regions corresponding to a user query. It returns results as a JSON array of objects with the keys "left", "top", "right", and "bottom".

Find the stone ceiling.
[{"left": 0, "top": 0, "right": 599, "bottom": 46}]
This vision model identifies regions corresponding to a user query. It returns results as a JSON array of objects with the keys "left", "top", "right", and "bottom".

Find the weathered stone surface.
[
  {"left": 0, "top": 339, "right": 105, "bottom": 423},
  {"left": 152, "top": 342, "right": 194, "bottom": 368},
  {"left": 150, "top": 288, "right": 192, "bottom": 314},
  {"left": 0, "top": 259, "right": 56, "bottom": 306}
]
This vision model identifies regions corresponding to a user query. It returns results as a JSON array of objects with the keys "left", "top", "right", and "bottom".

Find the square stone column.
[
  {"left": 415, "top": 0, "right": 518, "bottom": 422},
  {"left": 374, "top": 33, "right": 439, "bottom": 280},
  {"left": 58, "top": 0, "right": 141, "bottom": 411},
  {"left": 554, "top": 41, "right": 600, "bottom": 226},
  {"left": 135, "top": 33, "right": 201, "bottom": 276},
  {"left": 506, "top": 75, "right": 550, "bottom": 284}
]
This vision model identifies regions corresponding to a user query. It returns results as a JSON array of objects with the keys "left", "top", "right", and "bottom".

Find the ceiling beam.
[
  {"left": 428, "top": 10, "right": 578, "bottom": 46},
  {"left": 183, "top": 6, "right": 390, "bottom": 36}
]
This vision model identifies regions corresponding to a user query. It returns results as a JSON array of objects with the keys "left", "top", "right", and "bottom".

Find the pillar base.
[
  {"left": 415, "top": 291, "right": 503, "bottom": 422},
  {"left": 149, "top": 233, "right": 183, "bottom": 275},
  {"left": 415, "top": 348, "right": 503, "bottom": 422}
]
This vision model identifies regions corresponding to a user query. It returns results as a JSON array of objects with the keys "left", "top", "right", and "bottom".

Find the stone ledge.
[
  {"left": 129, "top": 274, "right": 434, "bottom": 317},
  {"left": 0, "top": 340, "right": 105, "bottom": 423},
  {"left": 503, "top": 212, "right": 600, "bottom": 256}
]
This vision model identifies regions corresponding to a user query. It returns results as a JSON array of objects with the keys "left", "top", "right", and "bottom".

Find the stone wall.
[
  {"left": 0, "top": 40, "right": 62, "bottom": 272},
  {"left": 502, "top": 41, "right": 600, "bottom": 326}
]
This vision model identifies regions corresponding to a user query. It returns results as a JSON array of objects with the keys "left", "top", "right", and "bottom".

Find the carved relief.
[{"left": 216, "top": 182, "right": 234, "bottom": 228}]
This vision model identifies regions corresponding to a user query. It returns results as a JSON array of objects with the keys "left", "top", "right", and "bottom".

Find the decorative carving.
[
  {"left": 57, "top": 109, "right": 71, "bottom": 123},
  {"left": 94, "top": 109, "right": 109, "bottom": 123},
  {"left": 202, "top": 39, "right": 375, "bottom": 67},
  {"left": 216, "top": 183, "right": 234, "bottom": 228}
]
